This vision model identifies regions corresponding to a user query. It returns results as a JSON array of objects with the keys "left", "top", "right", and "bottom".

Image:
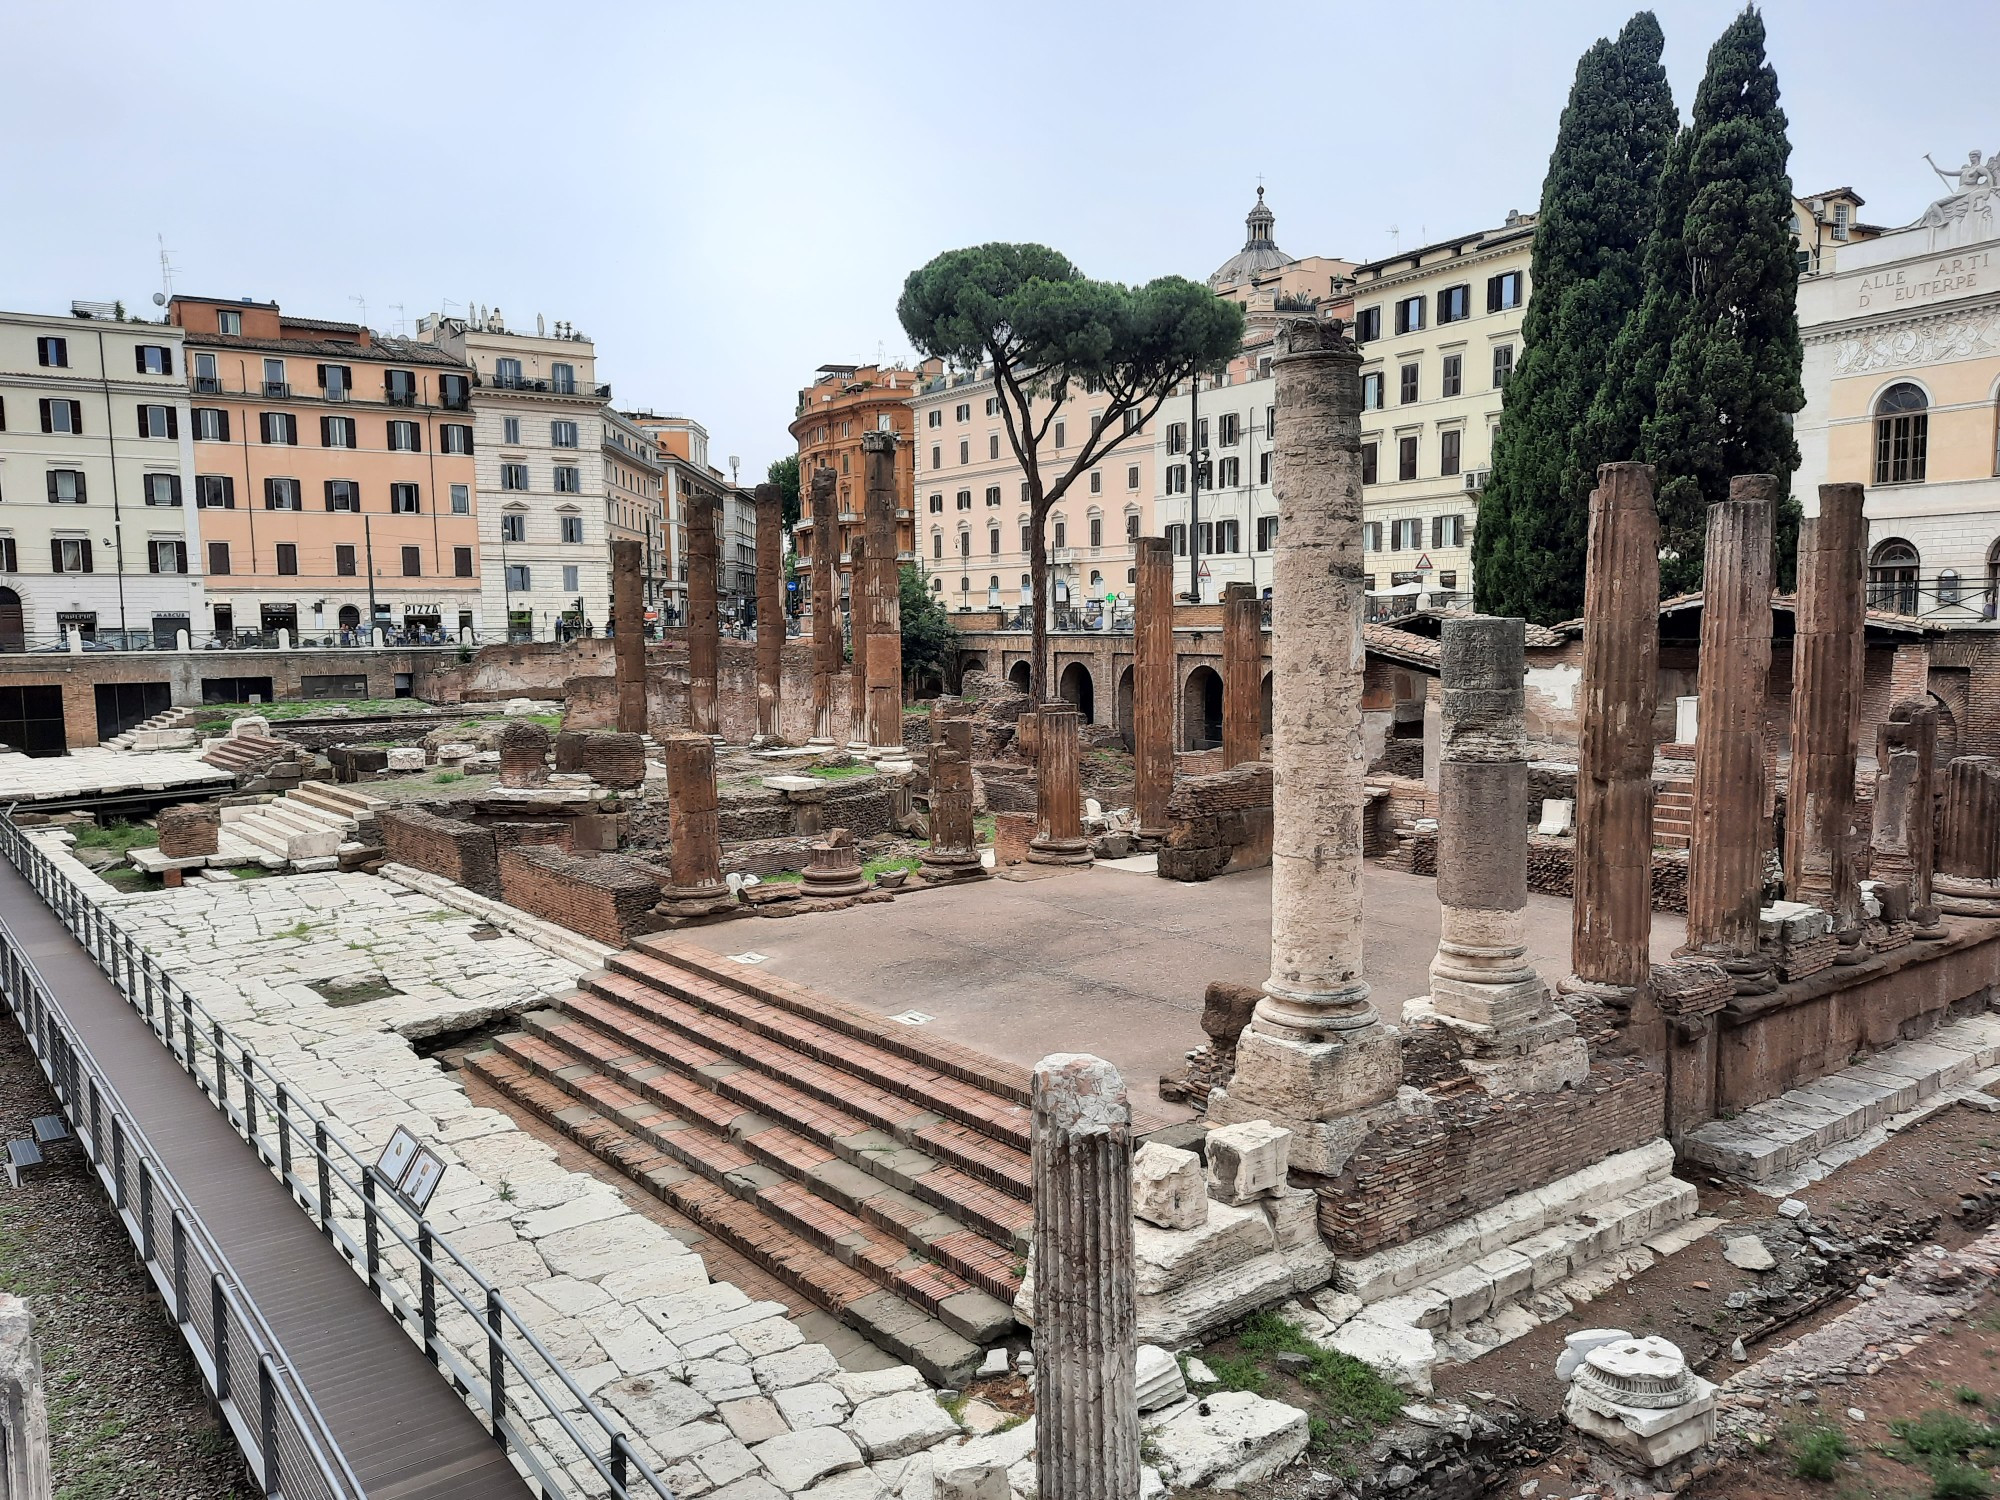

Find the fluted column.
[
  {"left": 1564, "top": 464, "right": 1660, "bottom": 1006},
  {"left": 1221, "top": 582, "right": 1262, "bottom": 768},
  {"left": 847, "top": 537, "right": 870, "bottom": 752},
  {"left": 1029, "top": 701, "right": 1092, "bottom": 866},
  {"left": 921, "top": 711, "right": 987, "bottom": 883},
  {"left": 659, "top": 731, "right": 735, "bottom": 917},
  {"left": 1873, "top": 699, "right": 1943, "bottom": 934},
  {"left": 686, "top": 493, "right": 721, "bottom": 739},
  {"left": 1682, "top": 476, "right": 1776, "bottom": 990},
  {"left": 808, "top": 466, "right": 840, "bottom": 747},
  {"left": 862, "top": 432, "right": 906, "bottom": 756},
  {"left": 754, "top": 481, "right": 784, "bottom": 742},
  {"left": 1936, "top": 756, "right": 2000, "bottom": 915},
  {"left": 611, "top": 537, "right": 646, "bottom": 736},
  {"left": 1031, "top": 1053, "right": 1139, "bottom": 1500},
  {"left": 1785, "top": 483, "right": 1868, "bottom": 950},
  {"left": 1134, "top": 536, "right": 1175, "bottom": 837}
]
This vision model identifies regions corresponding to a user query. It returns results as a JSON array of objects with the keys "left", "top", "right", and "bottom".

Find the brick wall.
[
  {"left": 1315, "top": 1060, "right": 1665, "bottom": 1257},
  {"left": 496, "top": 845, "right": 669, "bottom": 947},
  {"left": 380, "top": 807, "right": 501, "bottom": 897},
  {"left": 1158, "top": 762, "right": 1274, "bottom": 882},
  {"left": 553, "top": 729, "right": 647, "bottom": 790},
  {"left": 157, "top": 803, "right": 219, "bottom": 858}
]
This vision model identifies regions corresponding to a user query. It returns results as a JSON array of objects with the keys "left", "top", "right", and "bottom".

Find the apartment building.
[
  {"left": 0, "top": 305, "right": 203, "bottom": 648},
  {"left": 417, "top": 311, "right": 610, "bottom": 640},
  {"left": 1349, "top": 212, "right": 1535, "bottom": 610},
  {"left": 719, "top": 480, "right": 757, "bottom": 620},
  {"left": 788, "top": 364, "right": 918, "bottom": 617},
  {"left": 631, "top": 413, "right": 716, "bottom": 626},
  {"left": 603, "top": 408, "right": 666, "bottom": 618},
  {"left": 168, "top": 295, "right": 479, "bottom": 641}
]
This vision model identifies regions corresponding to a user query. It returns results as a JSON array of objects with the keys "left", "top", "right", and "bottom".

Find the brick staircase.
[
  {"left": 1653, "top": 774, "right": 1693, "bottom": 850},
  {"left": 467, "top": 937, "right": 1032, "bottom": 1384}
]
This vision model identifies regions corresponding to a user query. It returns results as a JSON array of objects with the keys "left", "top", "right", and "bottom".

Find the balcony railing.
[
  {"left": 386, "top": 391, "right": 418, "bottom": 407},
  {"left": 261, "top": 381, "right": 291, "bottom": 398},
  {"left": 1866, "top": 575, "right": 1998, "bottom": 621},
  {"left": 479, "top": 374, "right": 612, "bottom": 399},
  {"left": 193, "top": 376, "right": 222, "bottom": 394}
]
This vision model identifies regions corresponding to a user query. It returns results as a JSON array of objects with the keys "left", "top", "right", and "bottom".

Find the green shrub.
[{"left": 1788, "top": 1422, "right": 1852, "bottom": 1481}]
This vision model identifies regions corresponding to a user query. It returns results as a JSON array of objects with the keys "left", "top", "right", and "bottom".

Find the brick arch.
[
  {"left": 1007, "top": 659, "right": 1031, "bottom": 691},
  {"left": 1182, "top": 664, "right": 1223, "bottom": 750},
  {"left": 1058, "top": 660, "right": 1096, "bottom": 723}
]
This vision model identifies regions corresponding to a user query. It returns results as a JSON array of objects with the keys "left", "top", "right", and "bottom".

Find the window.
[
  {"left": 216, "top": 309, "right": 241, "bottom": 335},
  {"left": 495, "top": 357, "right": 523, "bottom": 387},
  {"left": 1399, "top": 364, "right": 1419, "bottom": 404},
  {"left": 561, "top": 515, "right": 584, "bottom": 543},
  {"left": 957, "top": 440, "right": 969, "bottom": 465},
  {"left": 1195, "top": 417, "right": 1209, "bottom": 451},
  {"left": 262, "top": 358, "right": 287, "bottom": 396},
  {"left": 148, "top": 538, "right": 185, "bottom": 574},
  {"left": 1395, "top": 296, "right": 1426, "bottom": 335},
  {"left": 400, "top": 546, "right": 422, "bottom": 577},
  {"left": 1167, "top": 422, "right": 1187, "bottom": 455},
  {"left": 39, "top": 399, "right": 81, "bottom": 435},
  {"left": 930, "top": 445, "right": 941, "bottom": 470},
  {"left": 36, "top": 336, "right": 68, "bottom": 368},
  {"left": 135, "top": 344, "right": 173, "bottom": 375},
  {"left": 955, "top": 402, "right": 970, "bottom": 423},
  {"left": 1089, "top": 516, "right": 1103, "bottom": 547},
  {"left": 933, "top": 531, "right": 943, "bottom": 559},
  {"left": 1874, "top": 383, "right": 1929, "bottom": 484},
  {"left": 1127, "top": 465, "right": 1139, "bottom": 490},
  {"left": 143, "top": 473, "right": 182, "bottom": 506},
  {"left": 1833, "top": 202, "right": 1851, "bottom": 241},
  {"left": 1020, "top": 524, "right": 1031, "bottom": 551},
  {"left": 1437, "top": 285, "right": 1470, "bottom": 324},
  {"left": 1053, "top": 520, "right": 1066, "bottom": 549},
  {"left": 390, "top": 483, "right": 420, "bottom": 514},
  {"left": 1218, "top": 456, "right": 1240, "bottom": 487},
  {"left": 46, "top": 470, "right": 86, "bottom": 504},
  {"left": 958, "top": 531, "right": 971, "bottom": 558},
  {"left": 1392, "top": 518, "right": 1423, "bottom": 550},
  {"left": 1053, "top": 421, "right": 1065, "bottom": 448},
  {"left": 440, "top": 373, "right": 469, "bottom": 409},
  {"left": 196, "top": 475, "right": 234, "bottom": 509},
  {"left": 553, "top": 465, "right": 581, "bottom": 493},
  {"left": 1433, "top": 513, "right": 1465, "bottom": 547},
  {"left": 980, "top": 432, "right": 999, "bottom": 461},
  {"left": 501, "top": 462, "right": 529, "bottom": 491},
  {"left": 562, "top": 564, "right": 580, "bottom": 591},
  {"left": 132, "top": 404, "right": 173, "bottom": 440},
  {"left": 503, "top": 416, "right": 521, "bottom": 445},
  {"left": 1492, "top": 344, "right": 1515, "bottom": 387},
  {"left": 1397, "top": 435, "right": 1419, "bottom": 481},
  {"left": 451, "top": 484, "right": 470, "bottom": 514},
  {"left": 192, "top": 351, "right": 219, "bottom": 392},
  {"left": 1354, "top": 306, "right": 1381, "bottom": 343},
  {"left": 207, "top": 541, "right": 230, "bottom": 575},
  {"left": 387, "top": 420, "right": 420, "bottom": 452},
  {"left": 454, "top": 546, "right": 474, "bottom": 578},
  {"left": 989, "top": 528, "right": 1001, "bottom": 555},
  {"left": 276, "top": 543, "right": 299, "bottom": 575},
  {"left": 324, "top": 479, "right": 359, "bottom": 512},
  {"left": 1165, "top": 463, "right": 1187, "bottom": 495},
  {"left": 1868, "top": 539, "right": 1921, "bottom": 613},
  {"left": 1487, "top": 271, "right": 1523, "bottom": 311},
  {"left": 505, "top": 564, "right": 531, "bottom": 591},
  {"left": 1361, "top": 442, "right": 1379, "bottom": 485},
  {"left": 1089, "top": 471, "right": 1102, "bottom": 495},
  {"left": 261, "top": 412, "right": 298, "bottom": 445},
  {"left": 1213, "top": 518, "right": 1237, "bottom": 553},
  {"left": 501, "top": 512, "right": 526, "bottom": 542},
  {"left": 985, "top": 397, "right": 1001, "bottom": 417},
  {"left": 1361, "top": 372, "right": 1384, "bottom": 411},
  {"left": 1218, "top": 413, "right": 1241, "bottom": 446},
  {"left": 384, "top": 368, "right": 417, "bottom": 405},
  {"left": 441, "top": 423, "right": 472, "bottom": 454},
  {"left": 1127, "top": 513, "right": 1140, "bottom": 540},
  {"left": 1441, "top": 354, "right": 1462, "bottom": 398},
  {"left": 927, "top": 408, "right": 941, "bottom": 429},
  {"left": 1259, "top": 451, "right": 1271, "bottom": 485},
  {"left": 929, "top": 493, "right": 944, "bottom": 514},
  {"left": 194, "top": 407, "right": 228, "bottom": 441},
  {"left": 265, "top": 477, "right": 301, "bottom": 510},
  {"left": 1363, "top": 521, "right": 1382, "bottom": 552},
  {"left": 1440, "top": 429, "right": 1462, "bottom": 477},
  {"left": 550, "top": 362, "right": 575, "bottom": 394},
  {"left": 336, "top": 545, "right": 357, "bottom": 577},
  {"left": 1020, "top": 481, "right": 1031, "bottom": 503},
  {"left": 1257, "top": 515, "right": 1279, "bottom": 551},
  {"left": 551, "top": 420, "right": 578, "bottom": 447},
  {"left": 318, "top": 364, "right": 351, "bottom": 399},
  {"left": 320, "top": 415, "right": 356, "bottom": 448},
  {"left": 984, "top": 486, "right": 1001, "bottom": 508}
]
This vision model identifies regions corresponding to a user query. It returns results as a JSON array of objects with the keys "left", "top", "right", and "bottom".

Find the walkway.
[{"left": 0, "top": 857, "right": 529, "bottom": 1500}]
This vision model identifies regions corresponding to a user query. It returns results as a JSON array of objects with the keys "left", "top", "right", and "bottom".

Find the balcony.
[
  {"left": 262, "top": 381, "right": 291, "bottom": 398},
  {"left": 386, "top": 391, "right": 418, "bottom": 407},
  {"left": 322, "top": 387, "right": 350, "bottom": 403},
  {"left": 1050, "top": 547, "right": 1077, "bottom": 564},
  {"left": 479, "top": 373, "right": 612, "bottom": 399},
  {"left": 193, "top": 376, "right": 222, "bottom": 394}
]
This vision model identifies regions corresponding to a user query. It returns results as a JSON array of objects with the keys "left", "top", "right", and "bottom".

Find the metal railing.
[
  {"left": 1865, "top": 577, "right": 1998, "bottom": 622},
  {"left": 0, "top": 817, "right": 675, "bottom": 1500}
]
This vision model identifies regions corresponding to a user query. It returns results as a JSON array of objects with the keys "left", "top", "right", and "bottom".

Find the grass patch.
[
  {"left": 70, "top": 820, "right": 156, "bottom": 856},
  {"left": 974, "top": 814, "right": 997, "bottom": 846},
  {"left": 756, "top": 870, "right": 804, "bottom": 885},
  {"left": 1200, "top": 1313, "right": 1405, "bottom": 1462},
  {"left": 1787, "top": 1421, "right": 1854, "bottom": 1481},
  {"left": 862, "top": 854, "right": 921, "bottom": 880},
  {"left": 225, "top": 865, "right": 272, "bottom": 881},
  {"left": 1885, "top": 1408, "right": 2000, "bottom": 1498},
  {"left": 525, "top": 712, "right": 563, "bottom": 729},
  {"left": 267, "top": 919, "right": 322, "bottom": 942},
  {"left": 808, "top": 763, "right": 875, "bottom": 781},
  {"left": 96, "top": 867, "right": 160, "bottom": 894},
  {"left": 434, "top": 770, "right": 464, "bottom": 784}
]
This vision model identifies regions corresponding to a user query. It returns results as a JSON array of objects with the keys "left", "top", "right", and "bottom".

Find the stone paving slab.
[{"left": 0, "top": 745, "right": 231, "bottom": 802}]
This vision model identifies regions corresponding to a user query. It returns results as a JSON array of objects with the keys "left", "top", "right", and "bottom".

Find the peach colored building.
[
  {"left": 170, "top": 296, "right": 480, "bottom": 641},
  {"left": 789, "top": 364, "right": 918, "bottom": 617}
]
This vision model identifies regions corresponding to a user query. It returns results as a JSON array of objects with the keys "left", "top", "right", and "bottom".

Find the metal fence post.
[
  {"left": 172, "top": 1212, "right": 188, "bottom": 1322},
  {"left": 241, "top": 1048, "right": 257, "bottom": 1142},
  {"left": 275, "top": 1085, "right": 291, "bottom": 1186},
  {"left": 363, "top": 1169, "right": 380, "bottom": 1282},
  {"left": 111, "top": 1118, "right": 125, "bottom": 1210},
  {"left": 137, "top": 1161, "right": 155, "bottom": 1266},
  {"left": 486, "top": 1287, "right": 506, "bottom": 1450},
  {"left": 258, "top": 1357, "right": 280, "bottom": 1494},
  {"left": 314, "top": 1121, "right": 332, "bottom": 1238},
  {"left": 418, "top": 1222, "right": 438, "bottom": 1367},
  {"left": 211, "top": 1274, "right": 230, "bottom": 1401}
]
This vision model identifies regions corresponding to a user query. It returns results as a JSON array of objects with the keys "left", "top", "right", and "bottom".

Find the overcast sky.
[{"left": 5, "top": 2, "right": 1993, "bottom": 478}]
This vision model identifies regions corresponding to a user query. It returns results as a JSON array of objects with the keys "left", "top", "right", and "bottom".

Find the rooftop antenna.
[
  {"left": 1387, "top": 225, "right": 1401, "bottom": 254},
  {"left": 388, "top": 302, "right": 406, "bottom": 335},
  {"left": 729, "top": 455, "right": 741, "bottom": 486},
  {"left": 157, "top": 234, "right": 176, "bottom": 301},
  {"left": 350, "top": 294, "right": 368, "bottom": 328}
]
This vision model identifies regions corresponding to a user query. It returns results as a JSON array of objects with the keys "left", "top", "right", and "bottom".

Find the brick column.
[
  {"left": 862, "top": 431, "right": 906, "bottom": 756},
  {"left": 1784, "top": 483, "right": 1868, "bottom": 953},
  {"left": 1029, "top": 702, "right": 1093, "bottom": 866},
  {"left": 921, "top": 711, "right": 988, "bottom": 884},
  {"left": 1563, "top": 464, "right": 1660, "bottom": 1011},
  {"left": 686, "top": 493, "right": 721, "bottom": 739},
  {"left": 1134, "top": 535, "right": 1175, "bottom": 837},
  {"left": 1872, "top": 699, "right": 1944, "bottom": 936},
  {"left": 659, "top": 731, "right": 735, "bottom": 918},
  {"left": 611, "top": 537, "right": 646, "bottom": 736},
  {"left": 1221, "top": 581, "right": 1262, "bottom": 768},
  {"left": 1936, "top": 756, "right": 2000, "bottom": 915},
  {"left": 1031, "top": 1053, "right": 1139, "bottom": 1500},
  {"left": 1681, "top": 476, "right": 1776, "bottom": 992},
  {"left": 846, "top": 537, "right": 870, "bottom": 753},
  {"left": 808, "top": 466, "right": 840, "bottom": 748},
  {"left": 1207, "top": 318, "right": 1401, "bottom": 1177},
  {"left": 754, "top": 481, "right": 785, "bottom": 743}
]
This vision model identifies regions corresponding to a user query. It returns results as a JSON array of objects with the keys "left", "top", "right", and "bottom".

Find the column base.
[
  {"left": 1425, "top": 968, "right": 1552, "bottom": 1031},
  {"left": 919, "top": 850, "right": 989, "bottom": 883},
  {"left": 1557, "top": 974, "right": 1647, "bottom": 1014},
  {"left": 1402, "top": 996, "right": 1589, "bottom": 1097},
  {"left": 1935, "top": 876, "right": 2000, "bottom": 917},
  {"left": 657, "top": 884, "right": 740, "bottom": 920},
  {"left": 1027, "top": 837, "right": 1094, "bottom": 867},
  {"left": 804, "top": 736, "right": 838, "bottom": 751},
  {"left": 800, "top": 870, "right": 870, "bottom": 899},
  {"left": 1206, "top": 1025, "right": 1403, "bottom": 1175}
]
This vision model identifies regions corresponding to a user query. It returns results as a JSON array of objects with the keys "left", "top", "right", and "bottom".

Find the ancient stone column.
[
  {"left": 659, "top": 731, "right": 735, "bottom": 917},
  {"left": 1681, "top": 476, "right": 1776, "bottom": 992},
  {"left": 1133, "top": 535, "right": 1175, "bottom": 837},
  {"left": 1936, "top": 756, "right": 2000, "bottom": 915},
  {"left": 846, "top": 537, "right": 871, "bottom": 753},
  {"left": 1029, "top": 702, "right": 1093, "bottom": 866},
  {"left": 754, "top": 481, "right": 785, "bottom": 743},
  {"left": 808, "top": 466, "right": 840, "bottom": 748},
  {"left": 1412, "top": 616, "right": 1586, "bottom": 1095},
  {"left": 1207, "top": 318, "right": 1401, "bottom": 1176},
  {"left": 611, "top": 537, "right": 647, "bottom": 736},
  {"left": 0, "top": 1294, "right": 52, "bottom": 1500},
  {"left": 1031, "top": 1053, "right": 1139, "bottom": 1500},
  {"left": 1873, "top": 699, "right": 1943, "bottom": 934},
  {"left": 1784, "top": 483, "right": 1868, "bottom": 948},
  {"left": 1564, "top": 464, "right": 1660, "bottom": 1010},
  {"left": 686, "top": 493, "right": 721, "bottom": 739},
  {"left": 862, "top": 431, "right": 907, "bottom": 756},
  {"left": 1221, "top": 582, "right": 1262, "bottom": 768},
  {"left": 921, "top": 711, "right": 987, "bottom": 883}
]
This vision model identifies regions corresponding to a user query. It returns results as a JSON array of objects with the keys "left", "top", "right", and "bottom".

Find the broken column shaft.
[
  {"left": 1221, "top": 581, "right": 1262, "bottom": 768},
  {"left": 659, "top": 732, "right": 735, "bottom": 917},
  {"left": 1028, "top": 701, "right": 1092, "bottom": 866},
  {"left": 862, "top": 431, "right": 906, "bottom": 756},
  {"left": 1936, "top": 756, "right": 2000, "bottom": 915},
  {"left": 611, "top": 537, "right": 647, "bottom": 736},
  {"left": 1133, "top": 535, "right": 1175, "bottom": 837},
  {"left": 847, "top": 537, "right": 870, "bottom": 752},
  {"left": 921, "top": 711, "right": 987, "bottom": 883},
  {"left": 809, "top": 466, "right": 841, "bottom": 747},
  {"left": 686, "top": 493, "right": 721, "bottom": 739},
  {"left": 1872, "top": 699, "right": 1943, "bottom": 933},
  {"left": 754, "top": 481, "right": 785, "bottom": 742}
]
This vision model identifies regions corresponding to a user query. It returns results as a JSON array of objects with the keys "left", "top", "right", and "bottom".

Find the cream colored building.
[
  {"left": 603, "top": 408, "right": 666, "bottom": 615},
  {"left": 1348, "top": 212, "right": 1535, "bottom": 611},
  {"left": 1797, "top": 150, "right": 2000, "bottom": 620},
  {"left": 0, "top": 304, "right": 203, "bottom": 647}
]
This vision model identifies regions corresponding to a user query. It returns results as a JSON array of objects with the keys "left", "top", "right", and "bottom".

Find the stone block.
[
  {"left": 843, "top": 1391, "right": 959, "bottom": 1462},
  {"left": 1538, "top": 798, "right": 1574, "bottom": 836},
  {"left": 1131, "top": 1141, "right": 1206, "bottom": 1230},
  {"left": 1329, "top": 1317, "right": 1436, "bottom": 1394},
  {"left": 157, "top": 802, "right": 220, "bottom": 858},
  {"left": 1146, "top": 1390, "right": 1311, "bottom": 1491},
  {"left": 387, "top": 747, "right": 426, "bottom": 771},
  {"left": 932, "top": 1459, "right": 1009, "bottom": 1500},
  {"left": 718, "top": 1395, "right": 789, "bottom": 1445},
  {"left": 1135, "top": 1344, "right": 1186, "bottom": 1412},
  {"left": 752, "top": 1426, "right": 865, "bottom": 1491},
  {"left": 1204, "top": 1120, "right": 1291, "bottom": 1205}
]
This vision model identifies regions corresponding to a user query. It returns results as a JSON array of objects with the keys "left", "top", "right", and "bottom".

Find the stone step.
[
  {"left": 274, "top": 796, "right": 356, "bottom": 832},
  {"left": 292, "top": 781, "right": 383, "bottom": 817},
  {"left": 467, "top": 1049, "right": 985, "bottom": 1385},
  {"left": 259, "top": 801, "right": 349, "bottom": 838},
  {"left": 1680, "top": 1011, "right": 2000, "bottom": 1184}
]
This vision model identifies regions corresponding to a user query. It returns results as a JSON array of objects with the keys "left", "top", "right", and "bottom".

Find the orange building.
[
  {"left": 788, "top": 363, "right": 919, "bottom": 614},
  {"left": 168, "top": 296, "right": 481, "bottom": 641}
]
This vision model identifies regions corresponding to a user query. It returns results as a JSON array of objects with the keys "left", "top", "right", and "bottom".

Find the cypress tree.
[
  {"left": 1474, "top": 13, "right": 1678, "bottom": 623},
  {"left": 1639, "top": 6, "right": 1804, "bottom": 594}
]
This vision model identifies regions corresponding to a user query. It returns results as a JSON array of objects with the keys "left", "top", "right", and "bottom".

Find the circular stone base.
[
  {"left": 800, "top": 873, "right": 869, "bottom": 898},
  {"left": 1026, "top": 838, "right": 1094, "bottom": 867}
]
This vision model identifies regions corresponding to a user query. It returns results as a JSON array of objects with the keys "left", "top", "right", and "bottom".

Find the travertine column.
[
  {"left": 1029, "top": 702, "right": 1093, "bottom": 866},
  {"left": 862, "top": 432, "right": 907, "bottom": 756},
  {"left": 1208, "top": 318, "right": 1401, "bottom": 1176},
  {"left": 0, "top": 1294, "right": 52, "bottom": 1500},
  {"left": 1936, "top": 756, "right": 2000, "bottom": 915},
  {"left": 1784, "top": 483, "right": 1868, "bottom": 948},
  {"left": 1133, "top": 536, "right": 1175, "bottom": 837},
  {"left": 1414, "top": 616, "right": 1586, "bottom": 1094},
  {"left": 686, "top": 493, "right": 721, "bottom": 739},
  {"left": 1564, "top": 464, "right": 1660, "bottom": 1009},
  {"left": 659, "top": 732, "right": 735, "bottom": 917},
  {"left": 1221, "top": 582, "right": 1262, "bottom": 768},
  {"left": 808, "top": 466, "right": 840, "bottom": 747},
  {"left": 847, "top": 537, "right": 870, "bottom": 752},
  {"left": 921, "top": 712, "right": 988, "bottom": 883},
  {"left": 1872, "top": 699, "right": 1943, "bottom": 934},
  {"left": 754, "top": 481, "right": 784, "bottom": 743},
  {"left": 1031, "top": 1054, "right": 1139, "bottom": 1500},
  {"left": 1681, "top": 477, "right": 1776, "bottom": 992},
  {"left": 611, "top": 537, "right": 646, "bottom": 736}
]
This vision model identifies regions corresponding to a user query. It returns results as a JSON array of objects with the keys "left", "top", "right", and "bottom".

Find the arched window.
[
  {"left": 1875, "top": 383, "right": 1929, "bottom": 484},
  {"left": 1868, "top": 538, "right": 1921, "bottom": 614}
]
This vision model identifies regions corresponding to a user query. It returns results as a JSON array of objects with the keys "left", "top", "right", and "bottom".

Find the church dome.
[{"left": 1209, "top": 187, "right": 1295, "bottom": 289}]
